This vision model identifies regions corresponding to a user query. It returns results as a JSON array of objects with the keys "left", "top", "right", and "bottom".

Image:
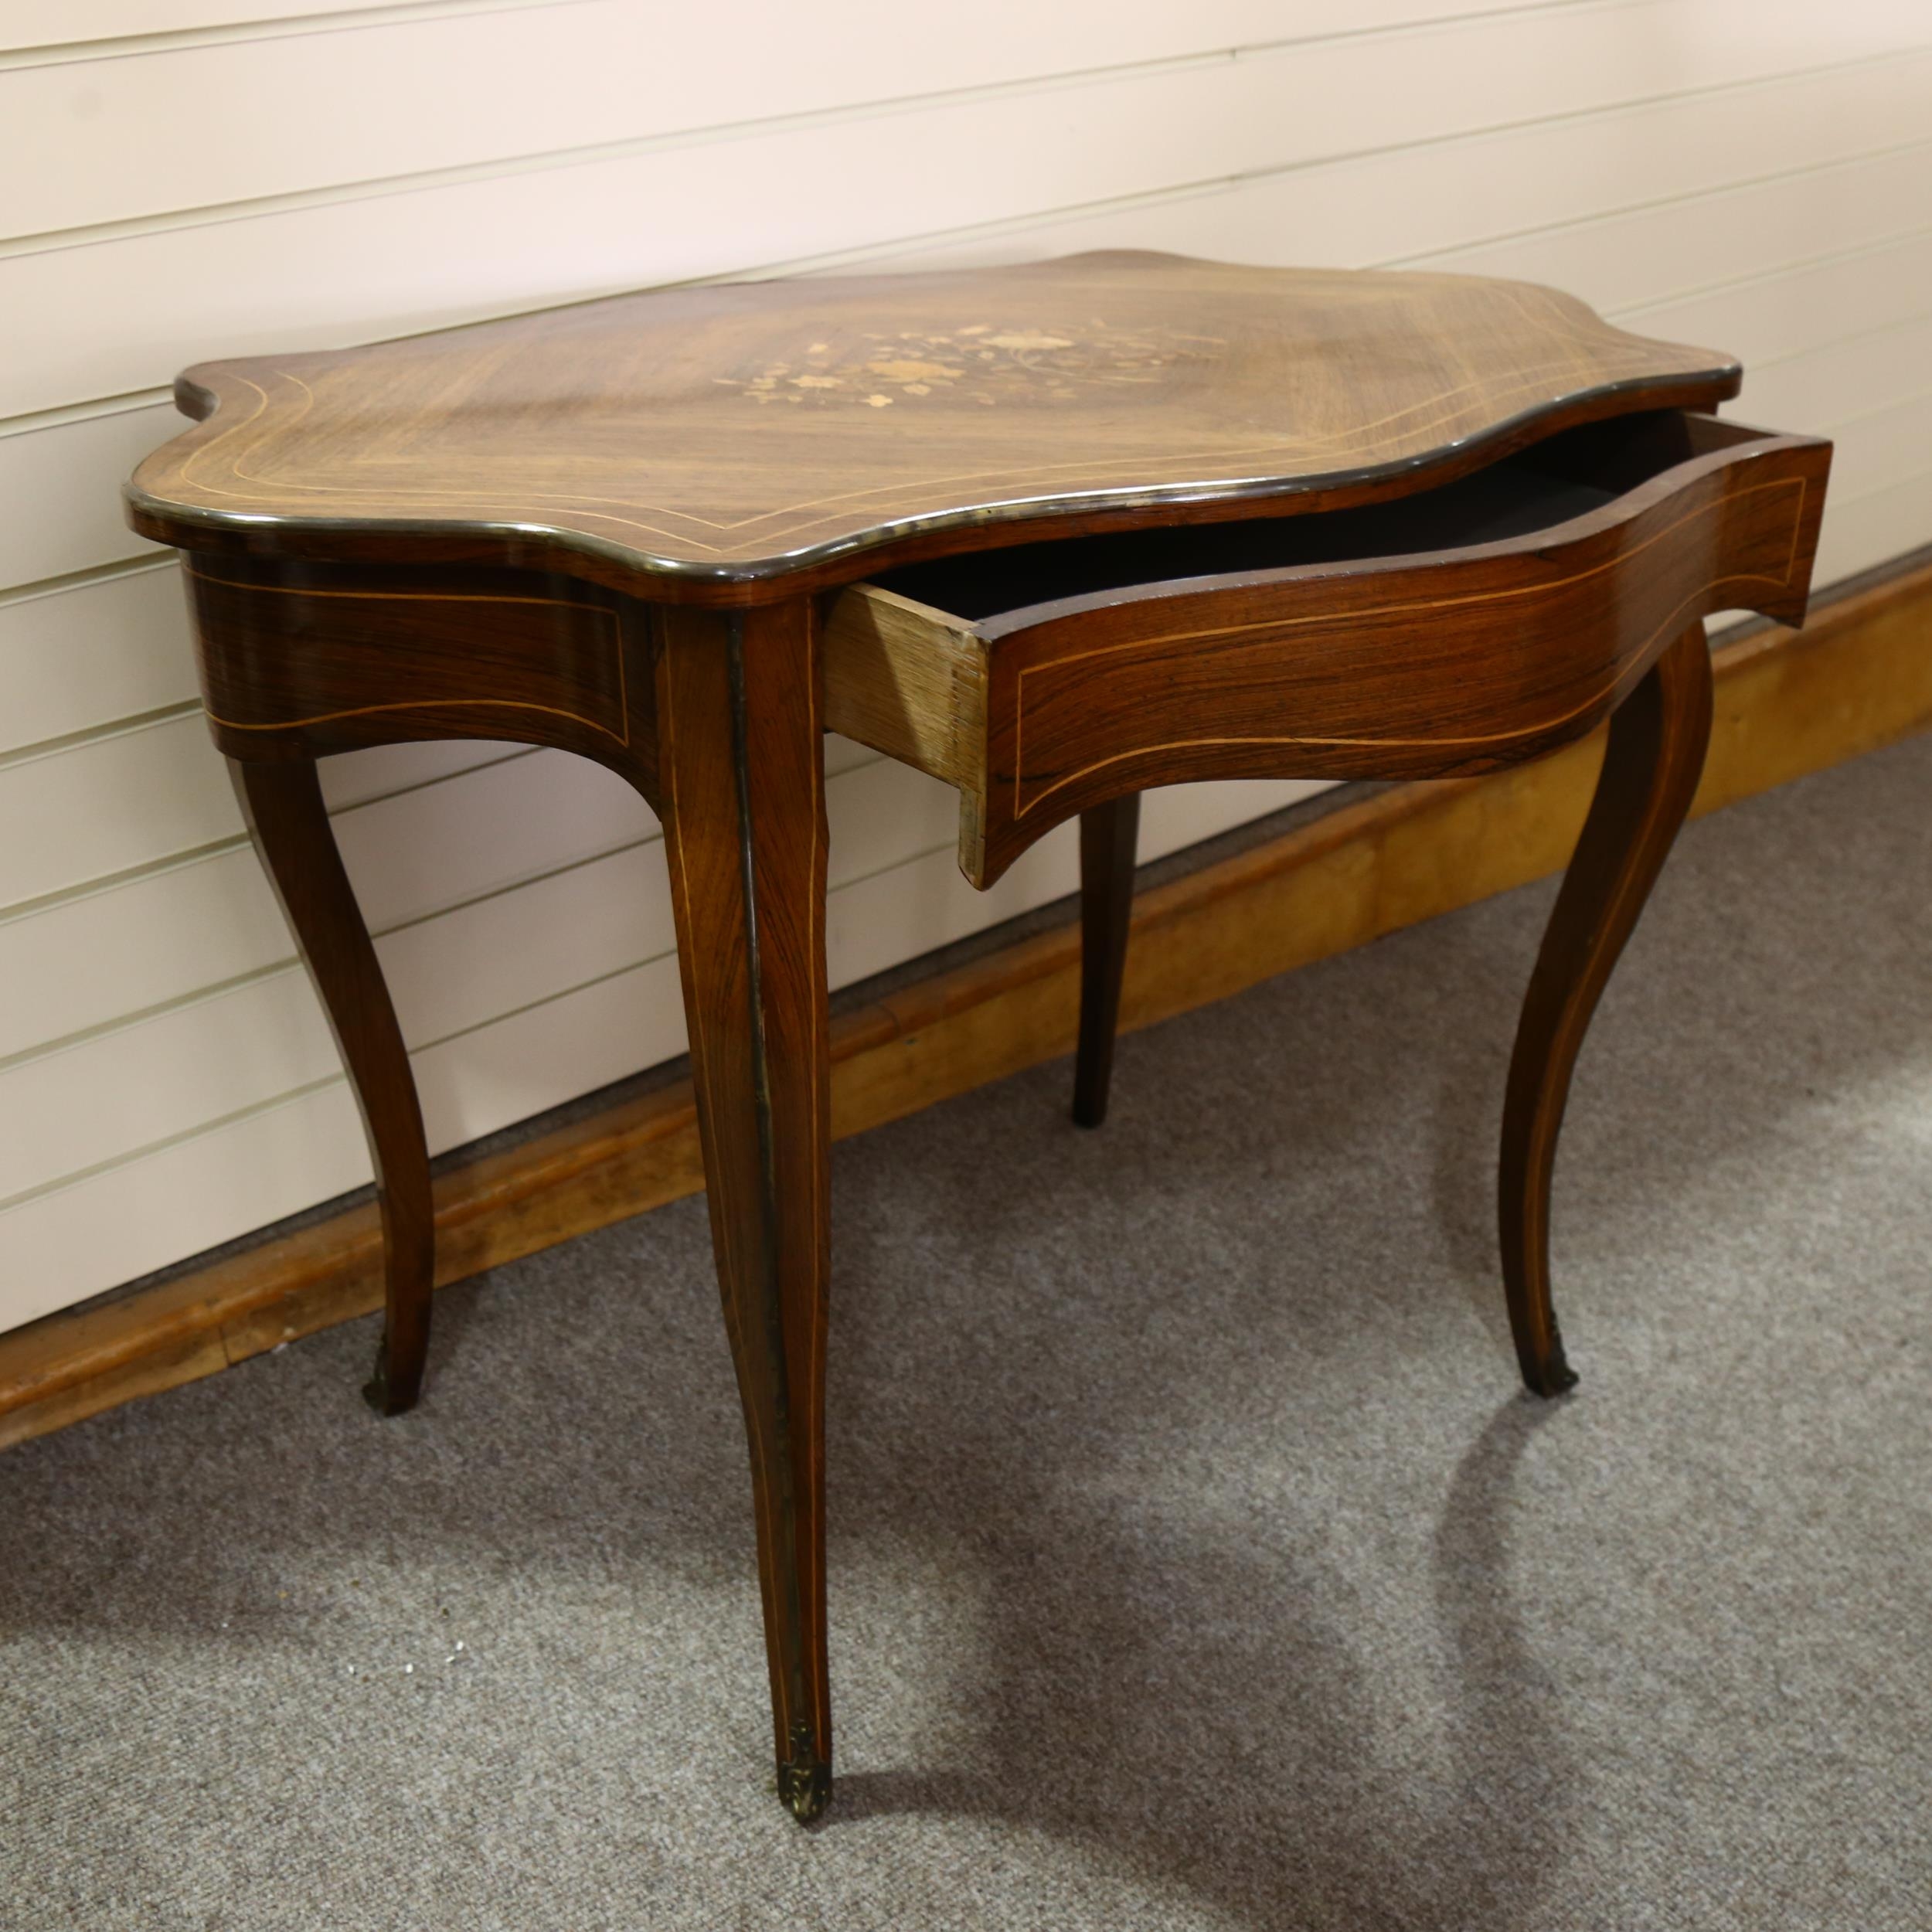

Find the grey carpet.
[{"left": 5, "top": 733, "right": 1932, "bottom": 1932}]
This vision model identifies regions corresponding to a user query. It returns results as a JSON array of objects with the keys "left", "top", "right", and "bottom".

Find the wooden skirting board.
[{"left": 5, "top": 549, "right": 1930, "bottom": 1451}]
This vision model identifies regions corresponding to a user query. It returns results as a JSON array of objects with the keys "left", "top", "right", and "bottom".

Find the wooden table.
[{"left": 127, "top": 252, "right": 1829, "bottom": 1820}]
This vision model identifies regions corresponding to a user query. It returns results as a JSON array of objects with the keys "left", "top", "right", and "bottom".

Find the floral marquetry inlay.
[{"left": 715, "top": 322, "right": 1226, "bottom": 408}]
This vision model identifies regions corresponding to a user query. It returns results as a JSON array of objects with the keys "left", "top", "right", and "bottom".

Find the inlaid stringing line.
[
  {"left": 186, "top": 563, "right": 631, "bottom": 746},
  {"left": 206, "top": 695, "right": 628, "bottom": 740},
  {"left": 1006, "top": 475, "right": 1804, "bottom": 817},
  {"left": 185, "top": 563, "right": 622, "bottom": 618}
]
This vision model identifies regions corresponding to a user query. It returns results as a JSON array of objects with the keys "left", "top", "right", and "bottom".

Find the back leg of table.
[
  {"left": 1498, "top": 623, "right": 1714, "bottom": 1397},
  {"left": 1073, "top": 792, "right": 1141, "bottom": 1128},
  {"left": 230, "top": 758, "right": 434, "bottom": 1416}
]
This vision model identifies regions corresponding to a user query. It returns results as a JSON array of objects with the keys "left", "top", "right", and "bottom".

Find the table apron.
[{"left": 184, "top": 560, "right": 658, "bottom": 798}]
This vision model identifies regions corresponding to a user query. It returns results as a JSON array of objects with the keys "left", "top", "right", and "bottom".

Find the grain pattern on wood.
[
  {"left": 7, "top": 551, "right": 1927, "bottom": 1459},
  {"left": 1498, "top": 624, "right": 1715, "bottom": 1396},
  {"left": 1073, "top": 794, "right": 1141, "bottom": 1129},
  {"left": 655, "top": 597, "right": 833, "bottom": 1822},
  {"left": 126, "top": 253, "right": 1740, "bottom": 600},
  {"left": 230, "top": 760, "right": 433, "bottom": 1414}
]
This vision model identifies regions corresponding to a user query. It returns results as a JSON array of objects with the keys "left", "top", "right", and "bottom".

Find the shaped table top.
[{"left": 128, "top": 251, "right": 1740, "bottom": 599}]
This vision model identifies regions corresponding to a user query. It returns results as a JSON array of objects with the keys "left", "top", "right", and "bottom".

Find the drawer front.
[
  {"left": 185, "top": 560, "right": 645, "bottom": 780},
  {"left": 969, "top": 430, "right": 1827, "bottom": 882}
]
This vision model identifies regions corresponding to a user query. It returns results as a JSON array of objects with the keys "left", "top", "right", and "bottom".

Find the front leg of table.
[
  {"left": 655, "top": 598, "right": 834, "bottom": 1823},
  {"left": 1499, "top": 621, "right": 1716, "bottom": 1397},
  {"left": 230, "top": 757, "right": 434, "bottom": 1414}
]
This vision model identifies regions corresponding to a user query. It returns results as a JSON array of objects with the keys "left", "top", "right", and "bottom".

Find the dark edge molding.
[{"left": 126, "top": 349, "right": 1740, "bottom": 606}]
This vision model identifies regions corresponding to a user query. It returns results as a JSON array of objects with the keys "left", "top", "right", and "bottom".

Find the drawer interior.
[{"left": 866, "top": 409, "right": 1751, "bottom": 623}]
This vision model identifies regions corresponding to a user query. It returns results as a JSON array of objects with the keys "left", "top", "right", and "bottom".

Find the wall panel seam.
[
  {"left": 1611, "top": 221, "right": 1932, "bottom": 321},
  {"left": 0, "top": 700, "right": 203, "bottom": 774},
  {"left": 1814, "top": 456, "right": 1932, "bottom": 515},
  {"left": 409, "top": 948, "right": 665, "bottom": 1055},
  {"left": 364, "top": 826, "right": 660, "bottom": 937},
  {"left": 0, "top": 555, "right": 172, "bottom": 609},
  {"left": 0, "top": 390, "right": 171, "bottom": 440},
  {"left": 0, "top": 0, "right": 596, "bottom": 70},
  {"left": 0, "top": 836, "right": 250, "bottom": 930},
  {"left": 0, "top": 958, "right": 305, "bottom": 1080},
  {"left": 0, "top": 1073, "right": 349, "bottom": 1219},
  {"left": 1750, "top": 304, "right": 1932, "bottom": 373},
  {"left": 328, "top": 743, "right": 539, "bottom": 812},
  {"left": 1815, "top": 383, "right": 1932, "bottom": 439}
]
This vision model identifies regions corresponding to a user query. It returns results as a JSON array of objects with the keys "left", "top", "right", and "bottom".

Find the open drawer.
[{"left": 823, "top": 411, "right": 1829, "bottom": 886}]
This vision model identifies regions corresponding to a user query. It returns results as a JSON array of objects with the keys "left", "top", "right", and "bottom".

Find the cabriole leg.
[
  {"left": 656, "top": 600, "right": 833, "bottom": 1822},
  {"left": 230, "top": 758, "right": 434, "bottom": 1415},
  {"left": 1072, "top": 792, "right": 1141, "bottom": 1128},
  {"left": 1498, "top": 623, "right": 1715, "bottom": 1396}
]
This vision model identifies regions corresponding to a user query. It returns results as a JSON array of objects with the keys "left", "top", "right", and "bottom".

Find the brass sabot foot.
[{"left": 776, "top": 1723, "right": 832, "bottom": 1823}]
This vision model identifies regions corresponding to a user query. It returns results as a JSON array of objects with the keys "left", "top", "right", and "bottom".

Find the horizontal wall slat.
[
  {"left": 0, "top": 1, "right": 556, "bottom": 55},
  {"left": 0, "top": 967, "right": 335, "bottom": 1202},
  {"left": 821, "top": 777, "right": 1329, "bottom": 991},
  {"left": 0, "top": 728, "right": 642, "bottom": 928},
  {"left": 315, "top": 738, "right": 531, "bottom": 811},
  {"left": 0, "top": 402, "right": 170, "bottom": 591},
  {"left": 0, "top": 0, "right": 1575, "bottom": 239},
  {"left": 0, "top": 1080, "right": 373, "bottom": 1335},
  {"left": 0, "top": 560, "right": 191, "bottom": 753},
  {"left": 1821, "top": 389, "right": 1932, "bottom": 511},
  {"left": 0, "top": 845, "right": 284, "bottom": 1063},
  {"left": 1811, "top": 470, "right": 1932, "bottom": 585},
  {"left": 0, "top": 710, "right": 236, "bottom": 906},
  {"left": 372, "top": 837, "right": 667, "bottom": 1050},
  {"left": 326, "top": 747, "right": 650, "bottom": 932}
]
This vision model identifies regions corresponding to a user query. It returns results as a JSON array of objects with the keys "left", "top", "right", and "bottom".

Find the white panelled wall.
[{"left": 2, "top": 1, "right": 1930, "bottom": 1330}]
